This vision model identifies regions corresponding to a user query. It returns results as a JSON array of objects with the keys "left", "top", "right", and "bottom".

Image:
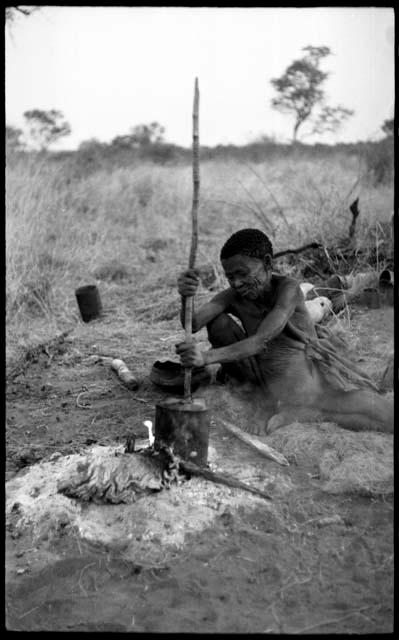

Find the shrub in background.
[{"left": 364, "top": 137, "right": 394, "bottom": 187}]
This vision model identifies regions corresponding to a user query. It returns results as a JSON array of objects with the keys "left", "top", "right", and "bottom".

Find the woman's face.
[{"left": 221, "top": 254, "right": 272, "bottom": 300}]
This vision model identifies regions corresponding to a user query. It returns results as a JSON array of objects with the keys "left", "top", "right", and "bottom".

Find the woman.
[{"left": 176, "top": 228, "right": 393, "bottom": 434}]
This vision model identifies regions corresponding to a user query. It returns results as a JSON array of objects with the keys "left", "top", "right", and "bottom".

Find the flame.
[{"left": 143, "top": 420, "right": 155, "bottom": 446}]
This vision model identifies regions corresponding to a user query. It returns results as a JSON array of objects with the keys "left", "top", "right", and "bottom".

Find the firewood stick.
[
  {"left": 180, "top": 459, "right": 272, "bottom": 500},
  {"left": 111, "top": 358, "right": 139, "bottom": 390},
  {"left": 219, "top": 419, "right": 289, "bottom": 467},
  {"left": 184, "top": 77, "right": 200, "bottom": 401}
]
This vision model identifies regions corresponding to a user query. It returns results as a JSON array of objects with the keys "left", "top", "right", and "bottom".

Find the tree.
[
  {"left": 78, "top": 138, "right": 106, "bottom": 153},
  {"left": 6, "top": 6, "right": 40, "bottom": 22},
  {"left": 381, "top": 118, "right": 394, "bottom": 137},
  {"left": 6, "top": 125, "right": 25, "bottom": 152},
  {"left": 23, "top": 109, "right": 71, "bottom": 150},
  {"left": 111, "top": 122, "right": 165, "bottom": 149},
  {"left": 131, "top": 122, "right": 165, "bottom": 145},
  {"left": 6, "top": 5, "right": 40, "bottom": 35},
  {"left": 270, "top": 46, "right": 354, "bottom": 142},
  {"left": 308, "top": 105, "right": 354, "bottom": 137}
]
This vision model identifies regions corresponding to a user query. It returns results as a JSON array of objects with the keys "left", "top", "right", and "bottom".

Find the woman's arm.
[
  {"left": 180, "top": 288, "right": 233, "bottom": 332},
  {"left": 203, "top": 279, "right": 301, "bottom": 365}
]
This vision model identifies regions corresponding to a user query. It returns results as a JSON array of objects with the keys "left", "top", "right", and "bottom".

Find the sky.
[{"left": 5, "top": 6, "right": 395, "bottom": 150}]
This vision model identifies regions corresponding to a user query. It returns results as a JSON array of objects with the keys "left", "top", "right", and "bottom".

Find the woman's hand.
[
  {"left": 177, "top": 269, "right": 200, "bottom": 297},
  {"left": 175, "top": 342, "right": 205, "bottom": 367}
]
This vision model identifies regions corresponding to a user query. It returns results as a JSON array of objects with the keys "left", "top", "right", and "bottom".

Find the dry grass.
[{"left": 6, "top": 150, "right": 393, "bottom": 365}]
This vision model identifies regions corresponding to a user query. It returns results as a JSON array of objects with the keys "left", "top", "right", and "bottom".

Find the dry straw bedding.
[
  {"left": 200, "top": 385, "right": 393, "bottom": 498},
  {"left": 266, "top": 422, "right": 393, "bottom": 497}
]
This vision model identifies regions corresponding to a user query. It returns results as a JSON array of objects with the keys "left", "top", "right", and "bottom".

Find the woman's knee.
[{"left": 207, "top": 314, "right": 244, "bottom": 347}]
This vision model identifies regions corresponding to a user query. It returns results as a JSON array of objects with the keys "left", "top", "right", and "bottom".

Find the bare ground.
[{"left": 5, "top": 303, "right": 394, "bottom": 633}]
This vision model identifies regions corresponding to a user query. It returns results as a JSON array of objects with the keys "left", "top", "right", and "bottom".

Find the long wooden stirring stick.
[{"left": 184, "top": 78, "right": 200, "bottom": 402}]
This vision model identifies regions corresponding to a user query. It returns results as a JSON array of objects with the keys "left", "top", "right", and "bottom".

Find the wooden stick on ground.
[
  {"left": 180, "top": 459, "right": 272, "bottom": 501},
  {"left": 111, "top": 358, "right": 139, "bottom": 390},
  {"left": 219, "top": 419, "right": 289, "bottom": 466}
]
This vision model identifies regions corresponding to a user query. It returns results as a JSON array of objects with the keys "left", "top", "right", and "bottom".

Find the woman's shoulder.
[
  {"left": 272, "top": 273, "right": 300, "bottom": 292},
  {"left": 209, "top": 287, "right": 236, "bottom": 306}
]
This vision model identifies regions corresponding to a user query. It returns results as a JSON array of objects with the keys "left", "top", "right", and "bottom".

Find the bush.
[{"left": 363, "top": 138, "right": 394, "bottom": 186}]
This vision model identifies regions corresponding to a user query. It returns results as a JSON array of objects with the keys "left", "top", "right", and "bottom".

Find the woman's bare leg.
[
  {"left": 267, "top": 389, "right": 393, "bottom": 434},
  {"left": 313, "top": 388, "right": 393, "bottom": 433},
  {"left": 207, "top": 313, "right": 266, "bottom": 385},
  {"left": 266, "top": 406, "right": 323, "bottom": 433}
]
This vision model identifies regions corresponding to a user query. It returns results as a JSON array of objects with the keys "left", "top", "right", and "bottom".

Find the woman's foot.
[
  {"left": 266, "top": 406, "right": 323, "bottom": 434},
  {"left": 266, "top": 410, "right": 297, "bottom": 434}
]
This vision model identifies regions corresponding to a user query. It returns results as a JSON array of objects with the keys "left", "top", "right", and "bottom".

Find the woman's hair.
[{"left": 220, "top": 228, "right": 273, "bottom": 261}]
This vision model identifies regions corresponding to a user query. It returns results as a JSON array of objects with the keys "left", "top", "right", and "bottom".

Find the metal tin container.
[
  {"left": 154, "top": 397, "right": 209, "bottom": 466},
  {"left": 379, "top": 270, "right": 394, "bottom": 306},
  {"left": 363, "top": 287, "right": 380, "bottom": 309},
  {"left": 75, "top": 284, "right": 102, "bottom": 322}
]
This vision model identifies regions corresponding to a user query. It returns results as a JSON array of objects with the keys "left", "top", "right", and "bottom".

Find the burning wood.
[
  {"left": 58, "top": 448, "right": 165, "bottom": 504},
  {"left": 179, "top": 459, "right": 272, "bottom": 501},
  {"left": 58, "top": 435, "right": 273, "bottom": 505}
]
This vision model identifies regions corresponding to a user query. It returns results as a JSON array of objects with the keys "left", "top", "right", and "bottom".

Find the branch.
[
  {"left": 348, "top": 198, "right": 360, "bottom": 238},
  {"left": 15, "top": 7, "right": 31, "bottom": 15},
  {"left": 274, "top": 242, "right": 322, "bottom": 258},
  {"left": 180, "top": 459, "right": 272, "bottom": 501},
  {"left": 8, "top": 6, "right": 39, "bottom": 18}
]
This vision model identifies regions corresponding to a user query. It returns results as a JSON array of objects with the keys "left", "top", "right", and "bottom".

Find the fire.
[{"left": 143, "top": 420, "right": 155, "bottom": 446}]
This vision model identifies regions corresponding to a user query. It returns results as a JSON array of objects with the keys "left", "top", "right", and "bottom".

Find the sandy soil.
[{"left": 5, "top": 306, "right": 394, "bottom": 633}]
